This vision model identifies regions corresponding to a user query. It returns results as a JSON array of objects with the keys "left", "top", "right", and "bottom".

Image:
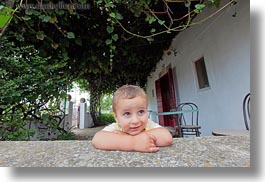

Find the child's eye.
[
  {"left": 123, "top": 112, "right": 130, "bottom": 117},
  {"left": 138, "top": 110, "right": 145, "bottom": 115}
]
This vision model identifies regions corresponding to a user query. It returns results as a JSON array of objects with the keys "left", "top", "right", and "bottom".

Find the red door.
[{"left": 155, "top": 68, "right": 178, "bottom": 128}]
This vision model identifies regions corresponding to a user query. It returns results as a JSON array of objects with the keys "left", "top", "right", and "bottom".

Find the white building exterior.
[{"left": 146, "top": 0, "right": 250, "bottom": 136}]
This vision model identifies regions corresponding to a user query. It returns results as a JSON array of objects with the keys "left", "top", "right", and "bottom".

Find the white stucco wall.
[{"left": 146, "top": 0, "right": 250, "bottom": 136}]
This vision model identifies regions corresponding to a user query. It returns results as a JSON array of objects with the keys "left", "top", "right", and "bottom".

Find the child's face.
[{"left": 114, "top": 95, "right": 148, "bottom": 136}]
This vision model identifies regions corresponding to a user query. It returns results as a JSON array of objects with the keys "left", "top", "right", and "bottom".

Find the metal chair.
[
  {"left": 243, "top": 93, "right": 250, "bottom": 130},
  {"left": 177, "top": 102, "right": 201, "bottom": 137}
]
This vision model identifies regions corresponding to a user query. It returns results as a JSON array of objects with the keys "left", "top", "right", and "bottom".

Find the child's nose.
[{"left": 131, "top": 115, "right": 140, "bottom": 124}]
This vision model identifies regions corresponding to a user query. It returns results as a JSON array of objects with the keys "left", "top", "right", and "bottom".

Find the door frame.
[{"left": 155, "top": 67, "right": 179, "bottom": 128}]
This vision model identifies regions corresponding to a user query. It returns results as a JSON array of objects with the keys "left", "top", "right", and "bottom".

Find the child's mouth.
[{"left": 130, "top": 126, "right": 141, "bottom": 130}]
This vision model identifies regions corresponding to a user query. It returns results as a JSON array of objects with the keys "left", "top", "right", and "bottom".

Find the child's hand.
[{"left": 132, "top": 132, "right": 159, "bottom": 153}]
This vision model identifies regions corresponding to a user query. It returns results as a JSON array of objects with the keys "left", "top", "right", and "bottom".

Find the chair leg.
[
  {"left": 196, "top": 129, "right": 200, "bottom": 137},
  {"left": 177, "top": 127, "right": 183, "bottom": 137}
]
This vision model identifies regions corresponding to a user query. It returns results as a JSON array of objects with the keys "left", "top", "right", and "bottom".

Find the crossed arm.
[{"left": 92, "top": 127, "right": 173, "bottom": 153}]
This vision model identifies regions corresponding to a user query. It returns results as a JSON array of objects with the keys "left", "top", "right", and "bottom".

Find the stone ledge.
[{"left": 0, "top": 136, "right": 250, "bottom": 167}]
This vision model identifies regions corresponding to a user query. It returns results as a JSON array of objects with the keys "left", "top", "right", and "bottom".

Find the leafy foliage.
[
  {"left": 100, "top": 94, "right": 112, "bottom": 112},
  {"left": 56, "top": 131, "right": 77, "bottom": 140},
  {"left": 0, "top": 39, "right": 72, "bottom": 140},
  {"left": 98, "top": 113, "right": 115, "bottom": 125}
]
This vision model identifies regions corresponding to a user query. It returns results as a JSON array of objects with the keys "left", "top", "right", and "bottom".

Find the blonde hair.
[{"left": 112, "top": 85, "right": 147, "bottom": 113}]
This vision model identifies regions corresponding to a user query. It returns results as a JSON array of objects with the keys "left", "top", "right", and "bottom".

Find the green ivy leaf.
[
  {"left": 150, "top": 28, "right": 156, "bottom": 33},
  {"left": 25, "top": 9, "right": 33, "bottom": 15},
  {"left": 106, "top": 26, "right": 114, "bottom": 33},
  {"left": 67, "top": 32, "right": 75, "bottom": 39},
  {"left": 36, "top": 31, "right": 45, "bottom": 40},
  {"left": 97, "top": 0, "right": 103, "bottom": 4},
  {"left": 195, "top": 4, "right": 206, "bottom": 10},
  {"left": 112, "top": 34, "right": 118, "bottom": 41},
  {"left": 105, "top": 1, "right": 115, "bottom": 8},
  {"left": 158, "top": 20, "right": 165, "bottom": 25},
  {"left": 115, "top": 12, "right": 123, "bottom": 20},
  {"left": 49, "top": 16, "right": 57, "bottom": 24},
  {"left": 22, "top": 15, "right": 31, "bottom": 21},
  {"left": 32, "top": 10, "right": 41, "bottom": 16},
  {"left": 55, "top": 9, "right": 65, "bottom": 15},
  {"left": 51, "top": 43, "right": 59, "bottom": 49},
  {"left": 146, "top": 37, "right": 154, "bottom": 42},
  {"left": 146, "top": 15, "right": 156, "bottom": 24},
  {"left": 39, "top": 15, "right": 51, "bottom": 23},
  {"left": 110, "top": 45, "right": 116, "bottom": 51},
  {"left": 105, "top": 39, "right": 112, "bottom": 45},
  {"left": 194, "top": 4, "right": 206, "bottom": 13},
  {"left": 109, "top": 12, "right": 116, "bottom": 18}
]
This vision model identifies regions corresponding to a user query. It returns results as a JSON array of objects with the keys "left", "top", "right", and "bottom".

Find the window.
[{"left": 194, "top": 57, "right": 210, "bottom": 89}]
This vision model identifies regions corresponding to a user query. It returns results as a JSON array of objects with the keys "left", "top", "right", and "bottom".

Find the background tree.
[{"left": 0, "top": 38, "right": 73, "bottom": 140}]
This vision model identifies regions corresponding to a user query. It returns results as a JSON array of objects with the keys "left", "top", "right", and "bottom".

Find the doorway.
[{"left": 155, "top": 68, "right": 179, "bottom": 128}]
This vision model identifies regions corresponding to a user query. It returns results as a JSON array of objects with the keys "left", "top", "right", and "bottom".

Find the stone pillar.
[
  {"left": 67, "top": 101, "right": 73, "bottom": 129},
  {"left": 79, "top": 98, "right": 87, "bottom": 129},
  {"left": 63, "top": 94, "right": 74, "bottom": 130}
]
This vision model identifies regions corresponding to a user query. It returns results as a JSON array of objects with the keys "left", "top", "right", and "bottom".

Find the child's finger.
[
  {"left": 148, "top": 134, "right": 157, "bottom": 141},
  {"left": 148, "top": 134, "right": 157, "bottom": 144},
  {"left": 149, "top": 146, "right": 159, "bottom": 152}
]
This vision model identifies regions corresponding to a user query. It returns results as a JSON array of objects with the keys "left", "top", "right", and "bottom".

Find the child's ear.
[{"left": 113, "top": 112, "right": 118, "bottom": 122}]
